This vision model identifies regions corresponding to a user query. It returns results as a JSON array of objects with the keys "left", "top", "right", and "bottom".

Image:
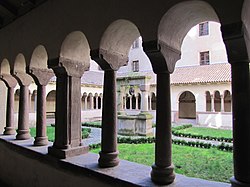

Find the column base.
[
  {"left": 16, "top": 129, "right": 31, "bottom": 140},
  {"left": 3, "top": 127, "right": 16, "bottom": 135},
  {"left": 34, "top": 136, "right": 49, "bottom": 146},
  {"left": 98, "top": 151, "right": 119, "bottom": 168},
  {"left": 231, "top": 177, "right": 250, "bottom": 187},
  {"left": 151, "top": 164, "right": 175, "bottom": 185},
  {"left": 48, "top": 145, "right": 89, "bottom": 159}
]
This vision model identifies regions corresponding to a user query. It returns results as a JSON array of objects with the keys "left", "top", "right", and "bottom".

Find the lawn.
[
  {"left": 91, "top": 143, "right": 233, "bottom": 183},
  {"left": 30, "top": 126, "right": 91, "bottom": 142},
  {"left": 176, "top": 126, "right": 232, "bottom": 139}
]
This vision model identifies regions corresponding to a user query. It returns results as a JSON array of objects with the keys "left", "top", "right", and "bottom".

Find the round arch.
[
  {"left": 214, "top": 90, "right": 221, "bottom": 112},
  {"left": 158, "top": 1, "right": 219, "bottom": 72},
  {"left": 100, "top": 19, "right": 141, "bottom": 70},
  {"left": 205, "top": 91, "right": 211, "bottom": 112},
  {"left": 30, "top": 45, "right": 48, "bottom": 69},
  {"left": 60, "top": 31, "right": 90, "bottom": 71},
  {"left": 224, "top": 90, "right": 232, "bottom": 112},
  {"left": 46, "top": 90, "right": 56, "bottom": 113},
  {"left": 179, "top": 91, "right": 196, "bottom": 119}
]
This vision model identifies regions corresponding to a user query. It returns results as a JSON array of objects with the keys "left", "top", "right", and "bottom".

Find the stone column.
[
  {"left": 148, "top": 95, "right": 152, "bottom": 110},
  {"left": 12, "top": 72, "right": 33, "bottom": 140},
  {"left": 221, "top": 22, "right": 250, "bottom": 187},
  {"left": 143, "top": 40, "right": 179, "bottom": 185},
  {"left": 211, "top": 94, "right": 215, "bottom": 112},
  {"left": 135, "top": 95, "right": 139, "bottom": 110},
  {"left": 124, "top": 96, "right": 127, "bottom": 110},
  {"left": 220, "top": 95, "right": 225, "bottom": 112},
  {"left": 48, "top": 58, "right": 89, "bottom": 158},
  {"left": 91, "top": 49, "right": 127, "bottom": 168},
  {"left": 27, "top": 67, "right": 54, "bottom": 146},
  {"left": 0, "top": 75, "right": 17, "bottom": 135},
  {"left": 140, "top": 85, "right": 149, "bottom": 112},
  {"left": 90, "top": 95, "right": 94, "bottom": 110},
  {"left": 129, "top": 96, "right": 132, "bottom": 110},
  {"left": 151, "top": 72, "right": 175, "bottom": 184},
  {"left": 84, "top": 96, "right": 87, "bottom": 110},
  {"left": 230, "top": 61, "right": 250, "bottom": 186},
  {"left": 99, "top": 69, "right": 119, "bottom": 167}
]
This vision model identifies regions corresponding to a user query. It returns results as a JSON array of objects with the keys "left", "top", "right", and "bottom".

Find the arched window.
[
  {"left": 14, "top": 89, "right": 20, "bottom": 113},
  {"left": 46, "top": 90, "right": 56, "bottom": 113},
  {"left": 179, "top": 91, "right": 196, "bottom": 119},
  {"left": 151, "top": 93, "right": 156, "bottom": 110},
  {"left": 131, "top": 95, "right": 136, "bottom": 109},
  {"left": 205, "top": 91, "right": 211, "bottom": 112},
  {"left": 137, "top": 93, "right": 141, "bottom": 110},
  {"left": 214, "top": 91, "right": 221, "bottom": 112},
  {"left": 126, "top": 94, "right": 130, "bottom": 109},
  {"left": 224, "top": 90, "right": 231, "bottom": 112}
]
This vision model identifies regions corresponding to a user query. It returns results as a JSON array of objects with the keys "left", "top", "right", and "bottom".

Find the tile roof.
[{"left": 171, "top": 63, "right": 231, "bottom": 85}]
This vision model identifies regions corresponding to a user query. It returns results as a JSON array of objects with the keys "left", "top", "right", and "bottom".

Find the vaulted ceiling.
[{"left": 0, "top": 0, "right": 47, "bottom": 29}]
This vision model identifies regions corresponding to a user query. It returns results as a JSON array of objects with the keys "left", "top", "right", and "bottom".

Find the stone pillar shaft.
[
  {"left": 4, "top": 87, "right": 16, "bottom": 135},
  {"left": 221, "top": 95, "right": 225, "bottom": 112},
  {"left": 34, "top": 85, "right": 48, "bottom": 146},
  {"left": 151, "top": 72, "right": 175, "bottom": 184},
  {"left": 99, "top": 70, "right": 119, "bottom": 167},
  {"left": 211, "top": 95, "right": 215, "bottom": 112},
  {"left": 84, "top": 97, "right": 87, "bottom": 110},
  {"left": 141, "top": 91, "right": 149, "bottom": 112},
  {"left": 230, "top": 61, "right": 250, "bottom": 186},
  {"left": 16, "top": 85, "right": 31, "bottom": 140}
]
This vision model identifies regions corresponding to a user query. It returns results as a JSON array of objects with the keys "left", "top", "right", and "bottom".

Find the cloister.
[{"left": 0, "top": 0, "right": 249, "bottom": 186}]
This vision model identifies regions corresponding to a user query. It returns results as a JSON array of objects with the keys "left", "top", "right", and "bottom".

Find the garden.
[{"left": 30, "top": 122, "right": 233, "bottom": 183}]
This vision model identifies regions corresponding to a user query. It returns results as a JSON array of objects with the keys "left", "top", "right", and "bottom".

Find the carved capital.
[
  {"left": 0, "top": 74, "right": 17, "bottom": 88},
  {"left": 27, "top": 67, "right": 54, "bottom": 86}
]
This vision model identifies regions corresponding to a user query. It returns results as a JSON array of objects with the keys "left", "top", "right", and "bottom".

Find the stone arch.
[
  {"left": 100, "top": 19, "right": 141, "bottom": 70},
  {"left": 151, "top": 92, "right": 156, "bottom": 110},
  {"left": 46, "top": 90, "right": 56, "bottom": 113},
  {"left": 60, "top": 31, "right": 90, "bottom": 70},
  {"left": 13, "top": 53, "right": 26, "bottom": 73},
  {"left": 0, "top": 59, "right": 11, "bottom": 75},
  {"left": 214, "top": 90, "right": 221, "bottom": 112},
  {"left": 158, "top": 1, "right": 219, "bottom": 72},
  {"left": 14, "top": 89, "right": 20, "bottom": 113},
  {"left": 178, "top": 91, "right": 196, "bottom": 119},
  {"left": 224, "top": 90, "right": 232, "bottom": 112},
  {"left": 205, "top": 91, "right": 211, "bottom": 112},
  {"left": 30, "top": 45, "right": 48, "bottom": 69}
]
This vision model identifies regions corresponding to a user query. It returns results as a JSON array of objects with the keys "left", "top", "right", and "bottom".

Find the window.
[
  {"left": 132, "top": 39, "right": 139, "bottom": 49},
  {"left": 132, "top": 60, "right": 139, "bottom": 72},
  {"left": 199, "top": 22, "right": 209, "bottom": 36},
  {"left": 200, "top": 51, "right": 210, "bottom": 65}
]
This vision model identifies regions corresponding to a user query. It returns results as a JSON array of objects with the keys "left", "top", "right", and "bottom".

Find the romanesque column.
[
  {"left": 135, "top": 95, "right": 139, "bottom": 110},
  {"left": 91, "top": 49, "right": 127, "bottom": 168},
  {"left": 143, "top": 41, "right": 178, "bottom": 184},
  {"left": 0, "top": 68, "right": 17, "bottom": 135},
  {"left": 90, "top": 95, "right": 94, "bottom": 110},
  {"left": 27, "top": 65, "right": 54, "bottom": 146},
  {"left": 220, "top": 95, "right": 225, "bottom": 112},
  {"left": 148, "top": 95, "right": 152, "bottom": 110},
  {"left": 12, "top": 55, "right": 33, "bottom": 140},
  {"left": 140, "top": 85, "right": 149, "bottom": 112},
  {"left": 84, "top": 96, "right": 88, "bottom": 110},
  {"left": 48, "top": 57, "right": 89, "bottom": 158},
  {"left": 222, "top": 22, "right": 250, "bottom": 187},
  {"left": 211, "top": 94, "right": 215, "bottom": 112}
]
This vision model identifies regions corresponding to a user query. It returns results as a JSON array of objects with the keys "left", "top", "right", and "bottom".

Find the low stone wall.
[{"left": 197, "top": 112, "right": 232, "bottom": 129}]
